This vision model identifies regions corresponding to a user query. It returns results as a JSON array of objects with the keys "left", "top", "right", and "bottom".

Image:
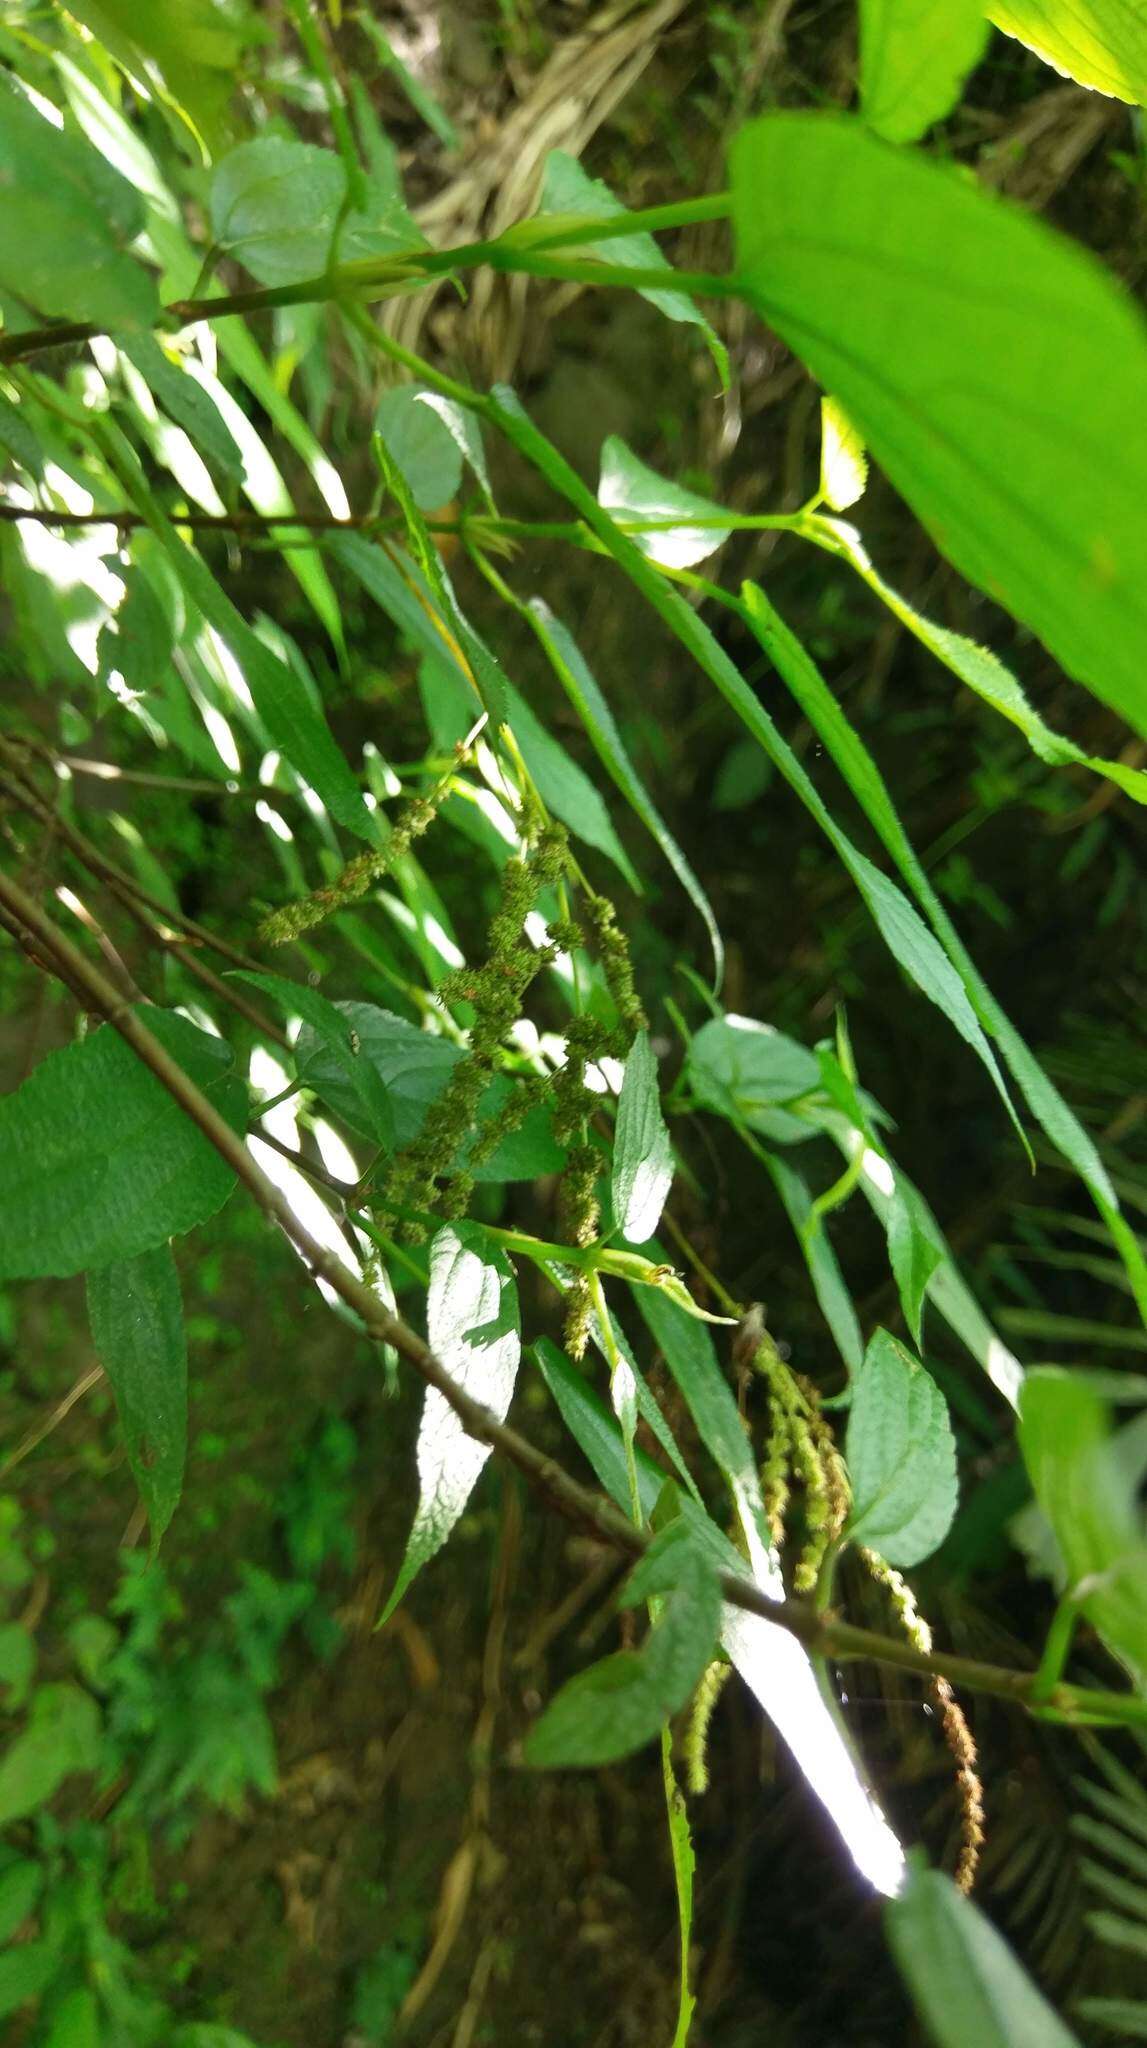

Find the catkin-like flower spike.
[{"left": 684, "top": 1658, "right": 732, "bottom": 1796}]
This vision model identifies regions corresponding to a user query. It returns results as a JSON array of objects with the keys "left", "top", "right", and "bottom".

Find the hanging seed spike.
[{"left": 684, "top": 1658, "right": 733, "bottom": 1797}]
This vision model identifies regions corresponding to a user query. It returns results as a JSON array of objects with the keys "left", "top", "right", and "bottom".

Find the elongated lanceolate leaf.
[
  {"left": 731, "top": 114, "right": 1147, "bottom": 739},
  {"left": 612, "top": 1033, "right": 674, "bottom": 1243},
  {"left": 380, "top": 1226, "right": 521, "bottom": 1622},
  {"left": 846, "top": 1330, "right": 958, "bottom": 1566},
  {"left": 0, "top": 1009, "right": 244, "bottom": 1278},
  {"left": 86, "top": 1244, "right": 187, "bottom": 1549},
  {"left": 886, "top": 1865, "right": 1083, "bottom": 2048}
]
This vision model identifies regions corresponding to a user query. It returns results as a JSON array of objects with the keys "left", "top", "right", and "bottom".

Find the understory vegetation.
[{"left": 1, "top": 1, "right": 1146, "bottom": 2042}]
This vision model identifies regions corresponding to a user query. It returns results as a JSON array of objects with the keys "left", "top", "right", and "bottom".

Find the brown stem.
[{"left": 0, "top": 863, "right": 1143, "bottom": 1730}]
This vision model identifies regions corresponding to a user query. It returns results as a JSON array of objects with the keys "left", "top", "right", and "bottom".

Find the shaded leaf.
[
  {"left": 540, "top": 151, "right": 726, "bottom": 378},
  {"left": 1019, "top": 1368, "right": 1147, "bottom": 1687},
  {"left": 525, "top": 1523, "right": 721, "bottom": 1767},
  {"left": 846, "top": 1330, "right": 958, "bottom": 1566},
  {"left": 0, "top": 72, "right": 156, "bottom": 329},
  {"left": 0, "top": 1682, "right": 101, "bottom": 1827},
  {"left": 887, "top": 1176, "right": 944, "bottom": 1347},
  {"left": 687, "top": 1015, "right": 821, "bottom": 1126},
  {"left": 87, "top": 1244, "right": 187, "bottom": 1550},
  {"left": 380, "top": 1226, "right": 521, "bottom": 1620},
  {"left": 886, "top": 1863, "right": 1082, "bottom": 2047},
  {"left": 236, "top": 971, "right": 394, "bottom": 1149},
  {"left": 376, "top": 385, "right": 463, "bottom": 512},
  {"left": 0, "top": 1009, "right": 244, "bottom": 1279},
  {"left": 210, "top": 137, "right": 420, "bottom": 287}
]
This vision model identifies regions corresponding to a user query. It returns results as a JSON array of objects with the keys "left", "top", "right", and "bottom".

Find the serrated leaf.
[
  {"left": 991, "top": 0, "right": 1147, "bottom": 103},
  {"left": 86, "top": 1244, "right": 187, "bottom": 1551},
  {"left": 380, "top": 1226, "right": 520, "bottom": 1621},
  {"left": 612, "top": 1032, "right": 674, "bottom": 1243},
  {"left": 119, "top": 333, "right": 246, "bottom": 483},
  {"left": 540, "top": 151, "right": 727, "bottom": 380},
  {"left": 0, "top": 1682, "right": 101, "bottom": 1828},
  {"left": 731, "top": 113, "right": 1147, "bottom": 739},
  {"left": 846, "top": 1330, "right": 957, "bottom": 1565},
  {"left": 236, "top": 971, "right": 394, "bottom": 1150},
  {"left": 376, "top": 386, "right": 464, "bottom": 512},
  {"left": 524, "top": 1522, "right": 721, "bottom": 1767},
  {"left": 887, "top": 1176, "right": 944, "bottom": 1348},
  {"left": 1019, "top": 1368, "right": 1147, "bottom": 1687},
  {"left": 0, "top": 1009, "right": 244, "bottom": 1279},
  {"left": 886, "top": 1865, "right": 1082, "bottom": 2047},
  {"left": 0, "top": 72, "right": 157, "bottom": 330},
  {"left": 292, "top": 1000, "right": 563, "bottom": 1180},
  {"left": 860, "top": 0, "right": 989, "bottom": 142},
  {"left": 819, "top": 396, "right": 868, "bottom": 511},
  {"left": 598, "top": 436, "right": 727, "bottom": 570}
]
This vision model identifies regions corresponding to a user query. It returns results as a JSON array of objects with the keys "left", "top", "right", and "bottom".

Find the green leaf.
[
  {"left": 860, "top": 0, "right": 990, "bottom": 141},
  {"left": 612, "top": 1033, "right": 674, "bottom": 1243},
  {"left": 210, "top": 137, "right": 420, "bottom": 286},
  {"left": 524, "top": 1522, "right": 722, "bottom": 1767},
  {"left": 846, "top": 1330, "right": 958, "bottom": 1566},
  {"left": 0, "top": 1682, "right": 101, "bottom": 1827},
  {"left": 119, "top": 333, "right": 246, "bottom": 484},
  {"left": 376, "top": 386, "right": 463, "bottom": 512},
  {"left": 990, "top": 0, "right": 1147, "bottom": 102},
  {"left": 811, "top": 515, "right": 1147, "bottom": 805},
  {"left": 0, "top": 1938, "right": 58, "bottom": 2022},
  {"left": 98, "top": 562, "right": 174, "bottom": 696},
  {"left": 0, "top": 1625, "right": 35, "bottom": 1712},
  {"left": 43, "top": 1988, "right": 100, "bottom": 2048},
  {"left": 1019, "top": 1368, "right": 1147, "bottom": 1687},
  {"left": 380, "top": 1225, "right": 521, "bottom": 1622},
  {"left": 885, "top": 1864, "right": 1082, "bottom": 2047},
  {"left": 65, "top": 0, "right": 248, "bottom": 153},
  {"left": 0, "top": 1860, "right": 42, "bottom": 1946},
  {"left": 236, "top": 971, "right": 394, "bottom": 1149},
  {"left": 100, "top": 426, "right": 376, "bottom": 843},
  {"left": 633, "top": 1288, "right": 765, "bottom": 1529},
  {"left": 539, "top": 152, "right": 727, "bottom": 380},
  {"left": 0, "top": 391, "right": 43, "bottom": 479},
  {"left": 598, "top": 436, "right": 727, "bottom": 569},
  {"left": 887, "top": 1177, "right": 944, "bottom": 1348},
  {"left": 731, "top": 112, "right": 1147, "bottom": 738},
  {"left": 523, "top": 599, "right": 723, "bottom": 983},
  {"left": 0, "top": 1009, "right": 244, "bottom": 1279},
  {"left": 503, "top": 681, "right": 640, "bottom": 889},
  {"left": 0, "top": 72, "right": 157, "bottom": 330},
  {"left": 86, "top": 1244, "right": 188, "bottom": 1551},
  {"left": 819, "top": 397, "right": 868, "bottom": 511},
  {"left": 292, "top": 1000, "right": 562, "bottom": 1180},
  {"left": 687, "top": 1014, "right": 822, "bottom": 1128}
]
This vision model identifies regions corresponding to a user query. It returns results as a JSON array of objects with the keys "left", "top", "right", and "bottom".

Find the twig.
[{"left": 0, "top": 865, "right": 1144, "bottom": 1729}]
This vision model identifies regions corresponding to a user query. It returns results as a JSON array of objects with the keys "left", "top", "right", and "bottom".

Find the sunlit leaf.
[
  {"left": 612, "top": 1032, "right": 674, "bottom": 1243},
  {"left": 819, "top": 397, "right": 868, "bottom": 511},
  {"left": 87, "top": 1243, "right": 188, "bottom": 1550},
  {"left": 991, "top": 0, "right": 1147, "bottom": 102},
  {"left": 860, "top": 0, "right": 989, "bottom": 141},
  {"left": 731, "top": 113, "right": 1147, "bottom": 739},
  {"left": 119, "top": 334, "right": 246, "bottom": 483},
  {"left": 598, "top": 436, "right": 727, "bottom": 570},
  {"left": 210, "top": 136, "right": 420, "bottom": 286},
  {"left": 380, "top": 1225, "right": 521, "bottom": 1621},
  {"left": 846, "top": 1330, "right": 958, "bottom": 1566}
]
